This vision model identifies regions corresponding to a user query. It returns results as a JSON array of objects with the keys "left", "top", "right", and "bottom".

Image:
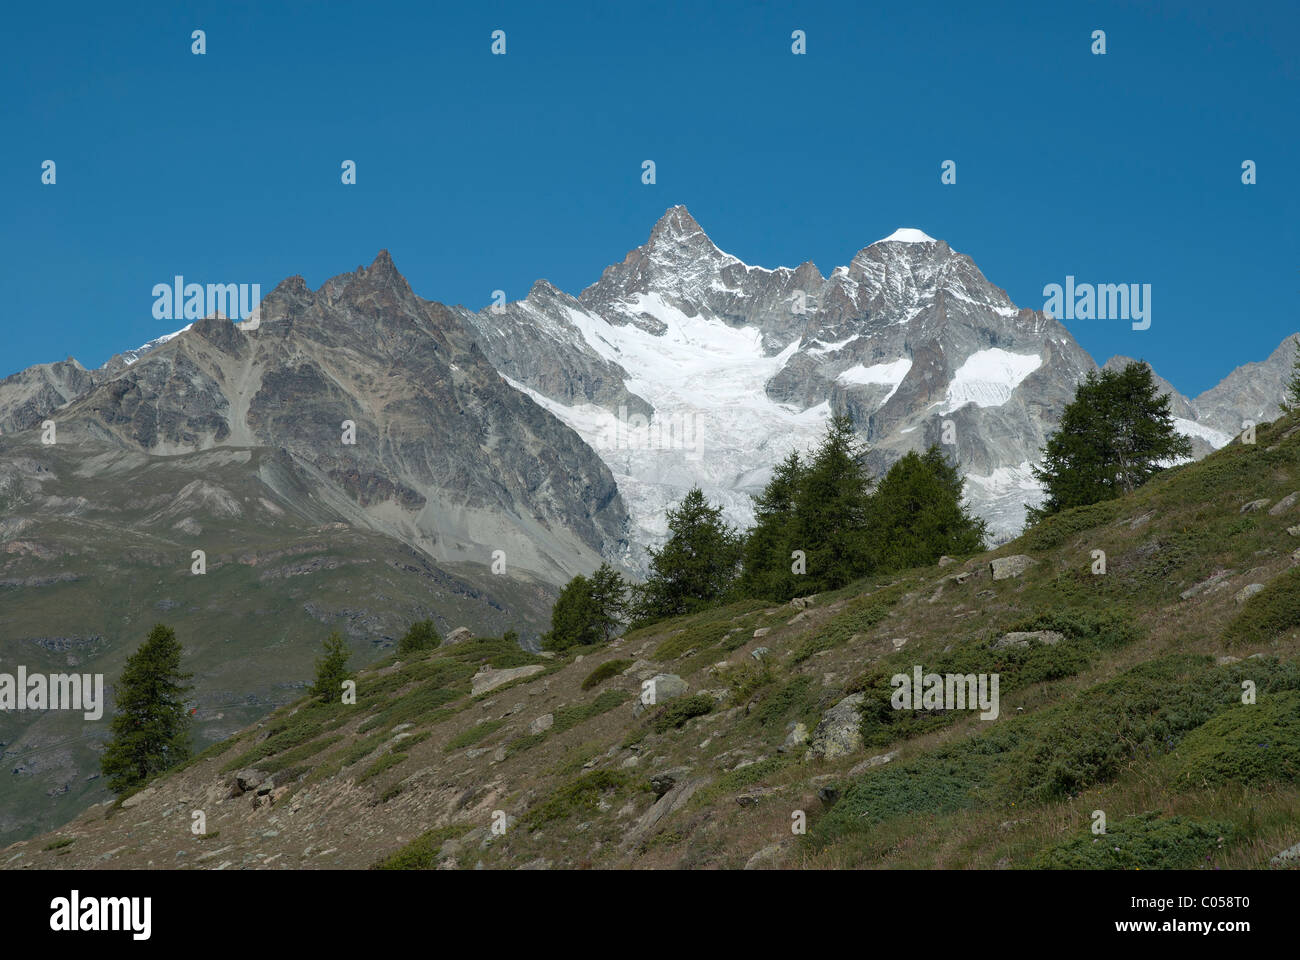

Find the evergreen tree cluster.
[
  {"left": 734, "top": 416, "right": 986, "bottom": 602},
  {"left": 541, "top": 415, "right": 988, "bottom": 639},
  {"left": 541, "top": 361, "right": 1209, "bottom": 639}
]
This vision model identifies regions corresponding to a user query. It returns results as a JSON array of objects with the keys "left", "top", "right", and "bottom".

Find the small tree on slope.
[{"left": 100, "top": 623, "right": 194, "bottom": 794}]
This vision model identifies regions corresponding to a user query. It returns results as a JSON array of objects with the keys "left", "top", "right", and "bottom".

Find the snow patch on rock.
[{"left": 940, "top": 349, "right": 1043, "bottom": 414}]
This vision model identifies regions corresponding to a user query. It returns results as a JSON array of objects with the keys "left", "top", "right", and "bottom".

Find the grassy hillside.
[{"left": 7, "top": 415, "right": 1300, "bottom": 870}]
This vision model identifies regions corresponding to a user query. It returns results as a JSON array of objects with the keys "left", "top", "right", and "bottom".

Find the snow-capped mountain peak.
[{"left": 874, "top": 227, "right": 938, "bottom": 244}]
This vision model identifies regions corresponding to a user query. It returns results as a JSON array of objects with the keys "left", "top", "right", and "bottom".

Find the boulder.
[
  {"left": 1269, "top": 492, "right": 1299, "bottom": 515},
  {"left": 444, "top": 626, "right": 474, "bottom": 645},
  {"left": 234, "top": 769, "right": 268, "bottom": 794},
  {"left": 645, "top": 673, "right": 688, "bottom": 703},
  {"left": 848, "top": 750, "right": 899, "bottom": 777},
  {"left": 743, "top": 842, "right": 787, "bottom": 870},
  {"left": 751, "top": 646, "right": 770, "bottom": 661},
  {"left": 1235, "top": 583, "right": 1265, "bottom": 603},
  {"left": 622, "top": 776, "right": 710, "bottom": 849},
  {"left": 752, "top": 627, "right": 771, "bottom": 639},
  {"left": 470, "top": 664, "right": 545, "bottom": 696},
  {"left": 1271, "top": 841, "right": 1300, "bottom": 866},
  {"left": 992, "top": 630, "right": 1065, "bottom": 650},
  {"left": 937, "top": 555, "right": 956, "bottom": 566},
  {"left": 528, "top": 713, "right": 554, "bottom": 735},
  {"left": 649, "top": 766, "right": 691, "bottom": 797},
  {"left": 779, "top": 722, "right": 809, "bottom": 752},
  {"left": 990, "top": 555, "right": 1035, "bottom": 580},
  {"left": 1180, "top": 569, "right": 1237, "bottom": 600},
  {"left": 805, "top": 693, "right": 866, "bottom": 761},
  {"left": 1240, "top": 499, "right": 1270, "bottom": 513}
]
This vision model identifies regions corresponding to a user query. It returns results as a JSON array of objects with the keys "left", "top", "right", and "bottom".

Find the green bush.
[
  {"left": 371, "top": 824, "right": 470, "bottom": 870},
  {"left": 1165, "top": 690, "right": 1300, "bottom": 787},
  {"left": 507, "top": 689, "right": 629, "bottom": 756},
  {"left": 791, "top": 585, "right": 904, "bottom": 663},
  {"left": 1224, "top": 567, "right": 1300, "bottom": 645},
  {"left": 749, "top": 675, "right": 821, "bottom": 731},
  {"left": 581, "top": 658, "right": 634, "bottom": 691},
  {"left": 851, "top": 615, "right": 1129, "bottom": 747},
  {"left": 815, "top": 747, "right": 1003, "bottom": 841},
  {"left": 397, "top": 620, "right": 441, "bottom": 657},
  {"left": 1021, "top": 499, "right": 1123, "bottom": 551},
  {"left": 524, "top": 770, "right": 634, "bottom": 826},
  {"left": 1033, "top": 813, "right": 1231, "bottom": 869},
  {"left": 815, "top": 655, "right": 1300, "bottom": 847},
  {"left": 446, "top": 719, "right": 505, "bottom": 751},
  {"left": 357, "top": 751, "right": 408, "bottom": 784},
  {"left": 651, "top": 694, "right": 715, "bottom": 733}
]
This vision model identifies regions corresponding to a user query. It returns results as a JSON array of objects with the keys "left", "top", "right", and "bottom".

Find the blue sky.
[{"left": 3, "top": 0, "right": 1296, "bottom": 396}]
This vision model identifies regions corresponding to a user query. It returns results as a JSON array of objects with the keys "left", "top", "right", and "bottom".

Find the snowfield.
[
  {"left": 940, "top": 349, "right": 1043, "bottom": 414},
  {"left": 509, "top": 296, "right": 833, "bottom": 564}
]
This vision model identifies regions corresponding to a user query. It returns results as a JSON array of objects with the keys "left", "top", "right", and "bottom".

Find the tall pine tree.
[
  {"left": 738, "top": 450, "right": 804, "bottom": 600},
  {"left": 100, "top": 623, "right": 194, "bottom": 794},
  {"left": 791, "top": 415, "right": 874, "bottom": 592},
  {"left": 1029, "top": 361, "right": 1191, "bottom": 521}
]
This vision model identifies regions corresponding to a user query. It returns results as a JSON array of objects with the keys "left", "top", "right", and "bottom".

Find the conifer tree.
[
  {"left": 309, "top": 631, "right": 353, "bottom": 703},
  {"left": 791, "top": 415, "right": 874, "bottom": 591},
  {"left": 870, "top": 446, "right": 987, "bottom": 570},
  {"left": 738, "top": 450, "right": 804, "bottom": 600},
  {"left": 397, "top": 619, "right": 441, "bottom": 657},
  {"left": 1029, "top": 361, "right": 1192, "bottom": 521},
  {"left": 100, "top": 623, "right": 194, "bottom": 794},
  {"left": 634, "top": 487, "right": 741, "bottom": 620},
  {"left": 587, "top": 562, "right": 629, "bottom": 642},
  {"left": 1280, "top": 336, "right": 1300, "bottom": 413},
  {"left": 542, "top": 573, "right": 598, "bottom": 650}
]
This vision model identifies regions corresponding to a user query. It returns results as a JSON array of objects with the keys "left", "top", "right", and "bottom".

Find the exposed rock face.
[
  {"left": 9, "top": 252, "right": 630, "bottom": 584},
  {"left": 0, "top": 359, "right": 98, "bottom": 434},
  {"left": 1194, "top": 335, "right": 1297, "bottom": 435}
]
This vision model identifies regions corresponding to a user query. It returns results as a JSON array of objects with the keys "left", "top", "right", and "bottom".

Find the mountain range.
[{"left": 0, "top": 205, "right": 1295, "bottom": 846}]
